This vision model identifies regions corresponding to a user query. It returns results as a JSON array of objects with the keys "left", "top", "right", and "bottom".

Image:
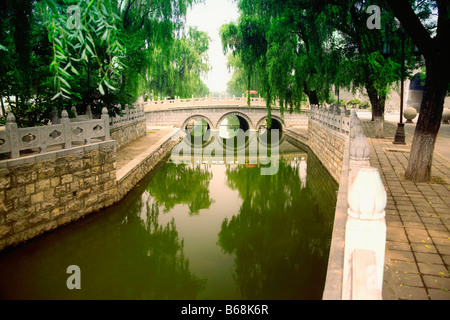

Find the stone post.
[
  {"left": 52, "top": 108, "right": 59, "bottom": 124},
  {"left": 349, "top": 135, "right": 371, "bottom": 187},
  {"left": 340, "top": 107, "right": 346, "bottom": 133},
  {"left": 6, "top": 112, "right": 19, "bottom": 159},
  {"left": 60, "top": 110, "right": 72, "bottom": 149},
  {"left": 125, "top": 104, "right": 130, "bottom": 122},
  {"left": 86, "top": 105, "right": 93, "bottom": 119},
  {"left": 71, "top": 106, "right": 77, "bottom": 118},
  {"left": 102, "top": 107, "right": 110, "bottom": 141},
  {"left": 342, "top": 167, "right": 387, "bottom": 300}
]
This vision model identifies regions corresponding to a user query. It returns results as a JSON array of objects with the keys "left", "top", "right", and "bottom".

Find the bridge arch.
[
  {"left": 216, "top": 111, "right": 254, "bottom": 131},
  {"left": 256, "top": 115, "right": 284, "bottom": 131},
  {"left": 181, "top": 115, "right": 214, "bottom": 132}
]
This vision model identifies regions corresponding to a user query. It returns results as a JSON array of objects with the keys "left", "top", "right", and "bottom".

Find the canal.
[{"left": 0, "top": 131, "right": 338, "bottom": 300}]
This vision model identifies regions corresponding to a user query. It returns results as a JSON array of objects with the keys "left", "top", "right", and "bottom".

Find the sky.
[{"left": 186, "top": 0, "right": 240, "bottom": 93}]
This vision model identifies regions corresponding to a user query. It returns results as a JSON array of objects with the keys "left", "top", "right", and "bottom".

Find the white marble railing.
[
  {"left": 322, "top": 109, "right": 387, "bottom": 300},
  {"left": 143, "top": 96, "right": 267, "bottom": 109},
  {"left": 310, "top": 104, "right": 351, "bottom": 134},
  {"left": 0, "top": 108, "right": 110, "bottom": 159},
  {"left": 0, "top": 100, "right": 148, "bottom": 160},
  {"left": 110, "top": 104, "right": 146, "bottom": 130}
]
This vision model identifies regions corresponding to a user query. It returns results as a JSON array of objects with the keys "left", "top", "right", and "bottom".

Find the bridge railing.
[{"left": 143, "top": 96, "right": 267, "bottom": 110}]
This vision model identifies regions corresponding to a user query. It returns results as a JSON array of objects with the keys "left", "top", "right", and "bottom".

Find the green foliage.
[
  {"left": 0, "top": 0, "right": 210, "bottom": 127},
  {"left": 221, "top": 0, "right": 339, "bottom": 123},
  {"left": 346, "top": 99, "right": 362, "bottom": 107},
  {"left": 221, "top": 0, "right": 430, "bottom": 125}
]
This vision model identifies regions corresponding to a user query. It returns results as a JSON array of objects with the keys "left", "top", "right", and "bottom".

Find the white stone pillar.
[
  {"left": 60, "top": 110, "right": 72, "bottom": 149},
  {"left": 343, "top": 167, "right": 387, "bottom": 300},
  {"left": 6, "top": 112, "right": 19, "bottom": 159},
  {"left": 102, "top": 107, "right": 110, "bottom": 141}
]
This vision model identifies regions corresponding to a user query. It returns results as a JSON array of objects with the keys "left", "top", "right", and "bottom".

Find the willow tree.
[
  {"left": 262, "top": 1, "right": 337, "bottom": 109},
  {"left": 316, "top": 0, "right": 411, "bottom": 138},
  {"left": 220, "top": 15, "right": 268, "bottom": 107},
  {"left": 385, "top": 0, "right": 449, "bottom": 182},
  {"left": 0, "top": 0, "right": 57, "bottom": 126},
  {"left": 225, "top": 53, "right": 262, "bottom": 97},
  {"left": 0, "top": 0, "right": 208, "bottom": 125},
  {"left": 145, "top": 26, "right": 211, "bottom": 99},
  {"left": 221, "top": 0, "right": 338, "bottom": 124}
]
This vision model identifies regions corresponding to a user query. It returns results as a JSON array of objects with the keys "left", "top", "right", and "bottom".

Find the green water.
[{"left": 0, "top": 136, "right": 337, "bottom": 300}]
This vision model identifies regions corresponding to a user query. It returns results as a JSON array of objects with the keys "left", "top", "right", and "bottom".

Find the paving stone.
[
  {"left": 387, "top": 227, "right": 408, "bottom": 242},
  {"left": 427, "top": 288, "right": 450, "bottom": 300},
  {"left": 411, "top": 243, "right": 438, "bottom": 254},
  {"left": 415, "top": 252, "right": 445, "bottom": 265},
  {"left": 395, "top": 273, "right": 424, "bottom": 287},
  {"left": 428, "top": 228, "right": 450, "bottom": 238},
  {"left": 436, "top": 245, "right": 450, "bottom": 256},
  {"left": 441, "top": 255, "right": 450, "bottom": 266},
  {"left": 387, "top": 241, "right": 412, "bottom": 252},
  {"left": 396, "top": 286, "right": 429, "bottom": 300},
  {"left": 423, "top": 275, "right": 450, "bottom": 290},
  {"left": 418, "top": 262, "right": 449, "bottom": 277},
  {"left": 390, "top": 260, "right": 420, "bottom": 274}
]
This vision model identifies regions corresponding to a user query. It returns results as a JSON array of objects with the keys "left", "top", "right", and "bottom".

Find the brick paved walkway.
[{"left": 360, "top": 120, "right": 450, "bottom": 300}]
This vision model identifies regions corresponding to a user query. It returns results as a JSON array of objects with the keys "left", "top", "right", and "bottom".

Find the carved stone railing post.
[
  {"left": 86, "top": 105, "right": 93, "bottom": 119},
  {"left": 52, "top": 108, "right": 59, "bottom": 124},
  {"left": 340, "top": 107, "right": 346, "bottom": 132},
  {"left": 60, "top": 110, "right": 72, "bottom": 149},
  {"left": 6, "top": 113, "right": 19, "bottom": 159},
  {"left": 343, "top": 167, "right": 387, "bottom": 300},
  {"left": 101, "top": 107, "right": 110, "bottom": 141},
  {"left": 349, "top": 135, "right": 371, "bottom": 187},
  {"left": 71, "top": 106, "right": 77, "bottom": 118}
]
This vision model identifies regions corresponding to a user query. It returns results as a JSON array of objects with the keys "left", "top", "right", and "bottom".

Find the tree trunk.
[
  {"left": 307, "top": 90, "right": 319, "bottom": 106},
  {"left": 247, "top": 72, "right": 251, "bottom": 106},
  {"left": 366, "top": 85, "right": 386, "bottom": 139},
  {"left": 303, "top": 82, "right": 319, "bottom": 106},
  {"left": 0, "top": 97, "right": 6, "bottom": 116},
  {"left": 404, "top": 60, "right": 448, "bottom": 182}
]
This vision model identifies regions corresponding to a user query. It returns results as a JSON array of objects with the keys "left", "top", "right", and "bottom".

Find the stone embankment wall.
[
  {"left": 0, "top": 141, "right": 117, "bottom": 250},
  {"left": 308, "top": 121, "right": 346, "bottom": 183},
  {"left": 0, "top": 129, "right": 183, "bottom": 251}
]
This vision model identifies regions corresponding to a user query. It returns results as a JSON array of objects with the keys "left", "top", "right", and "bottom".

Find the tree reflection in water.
[
  {"left": 146, "top": 163, "right": 214, "bottom": 215},
  {"left": 219, "top": 160, "right": 333, "bottom": 300},
  {"left": 116, "top": 197, "right": 206, "bottom": 299}
]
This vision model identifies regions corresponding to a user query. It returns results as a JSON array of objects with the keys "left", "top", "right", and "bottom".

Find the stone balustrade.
[
  {"left": 321, "top": 108, "right": 387, "bottom": 300},
  {"left": 144, "top": 96, "right": 267, "bottom": 110},
  {"left": 110, "top": 103, "right": 146, "bottom": 130},
  {"left": 0, "top": 101, "right": 147, "bottom": 160},
  {"left": 342, "top": 110, "right": 386, "bottom": 300},
  {"left": 0, "top": 108, "right": 110, "bottom": 159},
  {"left": 310, "top": 104, "right": 351, "bottom": 134}
]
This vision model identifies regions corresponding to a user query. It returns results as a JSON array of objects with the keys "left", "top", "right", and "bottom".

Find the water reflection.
[
  {"left": 218, "top": 159, "right": 333, "bottom": 300},
  {"left": 146, "top": 164, "right": 213, "bottom": 215},
  {"left": 0, "top": 181, "right": 205, "bottom": 300},
  {"left": 0, "top": 137, "right": 337, "bottom": 300}
]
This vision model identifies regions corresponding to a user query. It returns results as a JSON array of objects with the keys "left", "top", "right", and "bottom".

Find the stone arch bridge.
[{"left": 144, "top": 96, "right": 309, "bottom": 131}]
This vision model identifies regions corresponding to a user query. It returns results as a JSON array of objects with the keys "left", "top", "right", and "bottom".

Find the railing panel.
[
  {"left": 0, "top": 108, "right": 110, "bottom": 159},
  {"left": 0, "top": 130, "right": 11, "bottom": 154}
]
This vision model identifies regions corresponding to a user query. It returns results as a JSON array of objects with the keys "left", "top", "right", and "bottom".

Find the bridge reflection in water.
[{"left": 0, "top": 130, "right": 337, "bottom": 300}]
